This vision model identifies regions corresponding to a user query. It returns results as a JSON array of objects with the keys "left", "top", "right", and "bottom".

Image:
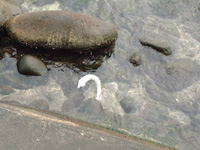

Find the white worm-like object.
[{"left": 77, "top": 74, "right": 102, "bottom": 101}]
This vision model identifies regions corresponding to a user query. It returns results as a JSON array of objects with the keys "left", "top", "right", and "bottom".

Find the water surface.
[{"left": 1, "top": 0, "right": 200, "bottom": 149}]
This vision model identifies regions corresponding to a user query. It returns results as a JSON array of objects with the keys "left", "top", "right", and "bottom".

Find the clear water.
[{"left": 1, "top": 0, "right": 200, "bottom": 149}]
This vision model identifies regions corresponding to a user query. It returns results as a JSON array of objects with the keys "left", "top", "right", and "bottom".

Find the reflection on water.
[{"left": 1, "top": 0, "right": 200, "bottom": 149}]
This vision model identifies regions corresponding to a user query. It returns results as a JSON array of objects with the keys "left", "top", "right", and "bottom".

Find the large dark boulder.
[{"left": 7, "top": 10, "right": 118, "bottom": 51}]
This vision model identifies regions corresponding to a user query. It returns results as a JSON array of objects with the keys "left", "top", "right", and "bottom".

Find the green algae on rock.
[{"left": 8, "top": 10, "right": 118, "bottom": 51}]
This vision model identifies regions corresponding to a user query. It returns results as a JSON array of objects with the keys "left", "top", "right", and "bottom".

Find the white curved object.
[{"left": 77, "top": 74, "right": 102, "bottom": 101}]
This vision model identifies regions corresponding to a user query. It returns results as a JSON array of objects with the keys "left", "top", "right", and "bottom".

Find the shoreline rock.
[
  {"left": 8, "top": 10, "right": 118, "bottom": 51},
  {"left": 139, "top": 36, "right": 172, "bottom": 56}
]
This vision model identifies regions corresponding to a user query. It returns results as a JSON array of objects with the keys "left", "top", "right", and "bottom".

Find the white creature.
[{"left": 77, "top": 74, "right": 102, "bottom": 101}]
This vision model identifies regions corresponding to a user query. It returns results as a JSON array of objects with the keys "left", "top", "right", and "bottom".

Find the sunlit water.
[{"left": 1, "top": 0, "right": 200, "bottom": 149}]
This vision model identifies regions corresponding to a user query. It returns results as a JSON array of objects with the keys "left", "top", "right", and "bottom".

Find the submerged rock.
[
  {"left": 139, "top": 36, "right": 172, "bottom": 56},
  {"left": 62, "top": 93, "right": 84, "bottom": 113},
  {"left": 8, "top": 10, "right": 118, "bottom": 50},
  {"left": 5, "top": 0, "right": 23, "bottom": 17},
  {"left": 78, "top": 98, "right": 105, "bottom": 118},
  {"left": 152, "top": 59, "right": 200, "bottom": 92},
  {"left": 17, "top": 54, "right": 48, "bottom": 76},
  {"left": 120, "top": 97, "right": 137, "bottom": 114},
  {"left": 0, "top": 0, "right": 12, "bottom": 30},
  {"left": 29, "top": 99, "right": 49, "bottom": 110},
  {"left": 139, "top": 16, "right": 180, "bottom": 56},
  {"left": 129, "top": 52, "right": 141, "bottom": 66}
]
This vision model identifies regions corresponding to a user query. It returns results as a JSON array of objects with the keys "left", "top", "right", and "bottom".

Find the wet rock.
[
  {"left": 129, "top": 52, "right": 141, "bottom": 66},
  {"left": 78, "top": 98, "right": 105, "bottom": 118},
  {"left": 120, "top": 97, "right": 137, "bottom": 114},
  {"left": 152, "top": 59, "right": 200, "bottom": 92},
  {"left": 139, "top": 36, "right": 172, "bottom": 56},
  {"left": 77, "top": 57, "right": 103, "bottom": 72},
  {"left": 61, "top": 93, "right": 84, "bottom": 112},
  {"left": 139, "top": 16, "right": 180, "bottom": 56},
  {"left": 0, "top": 0, "right": 12, "bottom": 30},
  {"left": 29, "top": 99, "right": 49, "bottom": 110},
  {"left": 8, "top": 10, "right": 118, "bottom": 50},
  {"left": 5, "top": 0, "right": 23, "bottom": 17},
  {"left": 17, "top": 54, "right": 48, "bottom": 76},
  {"left": 141, "top": 102, "right": 174, "bottom": 125},
  {"left": 0, "top": 84, "right": 14, "bottom": 95}
]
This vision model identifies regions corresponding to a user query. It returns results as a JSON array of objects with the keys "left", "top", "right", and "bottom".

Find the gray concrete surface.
[{"left": 0, "top": 103, "right": 173, "bottom": 150}]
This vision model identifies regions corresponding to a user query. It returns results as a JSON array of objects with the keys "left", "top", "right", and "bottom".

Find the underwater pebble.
[
  {"left": 78, "top": 98, "right": 105, "bottom": 118},
  {"left": 17, "top": 54, "right": 48, "bottom": 76},
  {"left": 129, "top": 51, "right": 141, "bottom": 66},
  {"left": 29, "top": 99, "right": 49, "bottom": 110},
  {"left": 0, "top": 84, "right": 14, "bottom": 95},
  {"left": 120, "top": 96, "right": 137, "bottom": 114},
  {"left": 62, "top": 93, "right": 84, "bottom": 112},
  {"left": 139, "top": 36, "right": 172, "bottom": 56}
]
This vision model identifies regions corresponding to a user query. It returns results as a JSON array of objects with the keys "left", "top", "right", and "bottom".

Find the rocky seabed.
[{"left": 1, "top": 0, "right": 200, "bottom": 149}]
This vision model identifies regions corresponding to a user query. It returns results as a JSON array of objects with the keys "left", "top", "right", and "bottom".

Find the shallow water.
[{"left": 1, "top": 0, "right": 200, "bottom": 149}]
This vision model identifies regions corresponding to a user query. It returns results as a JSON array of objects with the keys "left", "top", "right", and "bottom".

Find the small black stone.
[
  {"left": 17, "top": 54, "right": 48, "bottom": 76},
  {"left": 129, "top": 52, "right": 141, "bottom": 66}
]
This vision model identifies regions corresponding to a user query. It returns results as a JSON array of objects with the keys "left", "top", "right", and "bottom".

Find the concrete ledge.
[{"left": 0, "top": 103, "right": 173, "bottom": 150}]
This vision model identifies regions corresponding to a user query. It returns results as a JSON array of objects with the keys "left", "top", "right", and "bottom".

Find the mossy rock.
[{"left": 8, "top": 10, "right": 118, "bottom": 51}]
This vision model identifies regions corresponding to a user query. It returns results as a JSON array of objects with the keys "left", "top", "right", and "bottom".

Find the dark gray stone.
[
  {"left": 29, "top": 99, "right": 49, "bottom": 110},
  {"left": 120, "top": 97, "right": 137, "bottom": 114},
  {"left": 129, "top": 52, "right": 141, "bottom": 66},
  {"left": 78, "top": 98, "right": 105, "bottom": 118},
  {"left": 139, "top": 36, "right": 172, "bottom": 56},
  {"left": 17, "top": 54, "right": 48, "bottom": 76},
  {"left": 8, "top": 10, "right": 118, "bottom": 50}
]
